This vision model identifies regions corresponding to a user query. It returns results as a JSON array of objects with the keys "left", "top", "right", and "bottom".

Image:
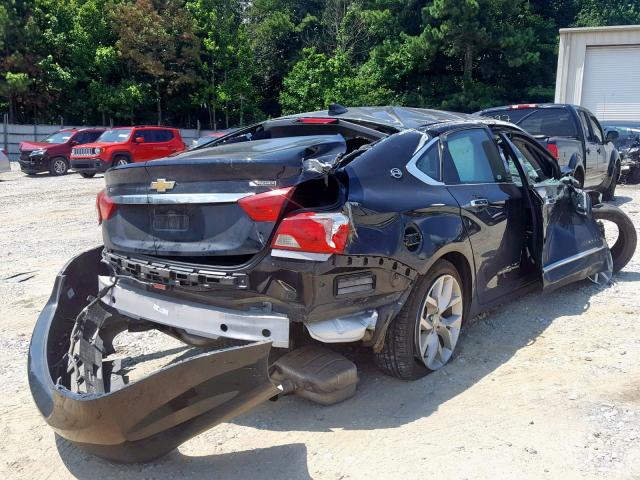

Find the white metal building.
[{"left": 555, "top": 25, "right": 640, "bottom": 121}]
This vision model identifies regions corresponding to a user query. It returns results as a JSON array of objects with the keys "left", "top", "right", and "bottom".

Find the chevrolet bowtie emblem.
[{"left": 150, "top": 179, "right": 175, "bottom": 193}]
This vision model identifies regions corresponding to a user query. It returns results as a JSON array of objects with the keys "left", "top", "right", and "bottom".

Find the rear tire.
[
  {"left": 80, "top": 172, "right": 96, "bottom": 178},
  {"left": 49, "top": 157, "right": 69, "bottom": 176},
  {"left": 574, "top": 168, "right": 585, "bottom": 189},
  {"left": 602, "top": 163, "right": 618, "bottom": 201},
  {"left": 374, "top": 259, "right": 465, "bottom": 380},
  {"left": 592, "top": 203, "right": 637, "bottom": 273}
]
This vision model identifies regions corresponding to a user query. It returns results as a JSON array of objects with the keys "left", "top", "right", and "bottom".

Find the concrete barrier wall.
[{"left": 1, "top": 122, "right": 216, "bottom": 161}]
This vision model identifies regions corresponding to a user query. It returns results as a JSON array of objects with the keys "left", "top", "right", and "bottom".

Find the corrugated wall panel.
[{"left": 581, "top": 45, "right": 640, "bottom": 121}]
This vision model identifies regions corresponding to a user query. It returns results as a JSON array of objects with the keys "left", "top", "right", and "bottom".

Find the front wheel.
[
  {"left": 374, "top": 259, "right": 465, "bottom": 380},
  {"left": 49, "top": 157, "right": 69, "bottom": 176},
  {"left": 113, "top": 156, "right": 130, "bottom": 167}
]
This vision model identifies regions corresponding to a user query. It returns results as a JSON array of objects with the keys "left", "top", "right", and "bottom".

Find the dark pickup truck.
[{"left": 476, "top": 104, "right": 620, "bottom": 200}]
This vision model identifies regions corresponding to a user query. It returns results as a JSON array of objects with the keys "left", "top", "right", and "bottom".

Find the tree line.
[{"left": 1, "top": 0, "right": 639, "bottom": 128}]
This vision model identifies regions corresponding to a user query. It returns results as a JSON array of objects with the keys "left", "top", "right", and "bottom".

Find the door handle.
[
  {"left": 467, "top": 199, "right": 489, "bottom": 209},
  {"left": 586, "top": 148, "right": 591, "bottom": 154},
  {"left": 597, "top": 148, "right": 601, "bottom": 154}
]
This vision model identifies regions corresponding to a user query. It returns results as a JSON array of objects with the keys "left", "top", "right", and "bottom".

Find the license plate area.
[{"left": 153, "top": 210, "right": 190, "bottom": 231}]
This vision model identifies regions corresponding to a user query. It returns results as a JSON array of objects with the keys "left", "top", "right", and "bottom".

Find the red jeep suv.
[
  {"left": 70, "top": 126, "right": 186, "bottom": 178},
  {"left": 19, "top": 128, "right": 105, "bottom": 176}
]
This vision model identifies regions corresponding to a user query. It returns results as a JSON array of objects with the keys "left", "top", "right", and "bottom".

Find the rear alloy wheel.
[
  {"left": 415, "top": 274, "right": 463, "bottom": 370},
  {"left": 374, "top": 259, "right": 464, "bottom": 380},
  {"left": 113, "top": 156, "right": 129, "bottom": 167},
  {"left": 49, "top": 157, "right": 69, "bottom": 176}
]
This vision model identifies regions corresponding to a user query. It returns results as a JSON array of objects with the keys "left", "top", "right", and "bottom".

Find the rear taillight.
[
  {"left": 272, "top": 212, "right": 350, "bottom": 254},
  {"left": 545, "top": 143, "right": 559, "bottom": 160},
  {"left": 96, "top": 189, "right": 117, "bottom": 224},
  {"left": 238, "top": 187, "right": 294, "bottom": 222}
]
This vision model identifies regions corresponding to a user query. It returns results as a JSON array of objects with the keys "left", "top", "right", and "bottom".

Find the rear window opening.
[{"left": 204, "top": 118, "right": 388, "bottom": 155}]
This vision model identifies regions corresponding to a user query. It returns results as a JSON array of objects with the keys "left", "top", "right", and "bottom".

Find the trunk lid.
[{"left": 103, "top": 135, "right": 346, "bottom": 263}]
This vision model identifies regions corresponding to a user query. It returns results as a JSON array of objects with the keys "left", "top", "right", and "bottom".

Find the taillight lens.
[
  {"left": 96, "top": 189, "right": 117, "bottom": 224},
  {"left": 272, "top": 212, "right": 350, "bottom": 254},
  {"left": 546, "top": 143, "right": 559, "bottom": 160},
  {"left": 238, "top": 187, "right": 294, "bottom": 222}
]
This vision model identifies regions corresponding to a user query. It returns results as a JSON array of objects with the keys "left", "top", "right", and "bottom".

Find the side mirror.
[
  {"left": 606, "top": 130, "right": 619, "bottom": 142},
  {"left": 134, "top": 136, "right": 145, "bottom": 144},
  {"left": 69, "top": 140, "right": 79, "bottom": 146}
]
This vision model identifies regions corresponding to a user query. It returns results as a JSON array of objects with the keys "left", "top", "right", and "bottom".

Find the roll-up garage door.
[{"left": 581, "top": 45, "right": 640, "bottom": 121}]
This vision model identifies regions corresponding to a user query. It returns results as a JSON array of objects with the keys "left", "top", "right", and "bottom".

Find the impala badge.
[{"left": 150, "top": 179, "right": 176, "bottom": 193}]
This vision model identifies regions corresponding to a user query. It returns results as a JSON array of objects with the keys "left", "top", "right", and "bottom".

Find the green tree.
[
  {"left": 574, "top": 0, "right": 640, "bottom": 26},
  {"left": 109, "top": 0, "right": 200, "bottom": 125}
]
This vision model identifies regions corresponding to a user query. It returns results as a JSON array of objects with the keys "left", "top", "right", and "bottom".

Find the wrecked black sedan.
[{"left": 28, "top": 106, "right": 636, "bottom": 463}]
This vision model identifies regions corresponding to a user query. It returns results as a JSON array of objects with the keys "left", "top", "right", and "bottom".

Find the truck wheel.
[
  {"left": 592, "top": 203, "right": 637, "bottom": 273},
  {"left": 602, "top": 164, "right": 618, "bottom": 201},
  {"left": 80, "top": 172, "right": 95, "bottom": 178},
  {"left": 374, "top": 259, "right": 465, "bottom": 380},
  {"left": 574, "top": 168, "right": 585, "bottom": 189},
  {"left": 49, "top": 157, "right": 69, "bottom": 176},
  {"left": 113, "top": 156, "right": 129, "bottom": 167}
]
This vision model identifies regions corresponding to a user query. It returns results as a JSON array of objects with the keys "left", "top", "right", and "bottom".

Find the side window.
[
  {"left": 443, "top": 128, "right": 508, "bottom": 184},
  {"left": 157, "top": 129, "right": 174, "bottom": 142},
  {"left": 588, "top": 115, "right": 604, "bottom": 143},
  {"left": 140, "top": 130, "right": 159, "bottom": 143},
  {"left": 578, "top": 111, "right": 594, "bottom": 141},
  {"left": 415, "top": 143, "right": 441, "bottom": 181},
  {"left": 72, "top": 133, "right": 90, "bottom": 144},
  {"left": 494, "top": 135, "right": 522, "bottom": 186},
  {"left": 508, "top": 135, "right": 553, "bottom": 184},
  {"left": 87, "top": 131, "right": 103, "bottom": 143}
]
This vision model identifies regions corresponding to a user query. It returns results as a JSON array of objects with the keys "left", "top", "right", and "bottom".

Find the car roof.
[
  {"left": 476, "top": 103, "right": 583, "bottom": 115},
  {"left": 284, "top": 106, "right": 472, "bottom": 130}
]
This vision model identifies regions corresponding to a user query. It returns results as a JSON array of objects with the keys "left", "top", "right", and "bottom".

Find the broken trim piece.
[{"left": 99, "top": 276, "right": 291, "bottom": 347}]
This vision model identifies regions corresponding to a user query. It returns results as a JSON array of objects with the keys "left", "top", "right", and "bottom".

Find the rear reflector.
[
  {"left": 96, "top": 189, "right": 117, "bottom": 224},
  {"left": 272, "top": 212, "right": 350, "bottom": 254},
  {"left": 545, "top": 143, "right": 559, "bottom": 160},
  {"left": 238, "top": 187, "right": 294, "bottom": 222},
  {"left": 295, "top": 117, "right": 338, "bottom": 124}
]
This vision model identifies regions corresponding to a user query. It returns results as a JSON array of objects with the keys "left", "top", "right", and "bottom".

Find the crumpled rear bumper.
[{"left": 28, "top": 247, "right": 279, "bottom": 463}]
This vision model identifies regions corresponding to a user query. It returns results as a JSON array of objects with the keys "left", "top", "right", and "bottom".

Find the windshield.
[
  {"left": 44, "top": 132, "right": 73, "bottom": 144},
  {"left": 98, "top": 129, "right": 132, "bottom": 143}
]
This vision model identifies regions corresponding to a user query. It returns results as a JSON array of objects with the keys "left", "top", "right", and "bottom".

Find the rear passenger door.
[
  {"left": 442, "top": 127, "right": 528, "bottom": 305},
  {"left": 577, "top": 110, "right": 603, "bottom": 188},
  {"left": 586, "top": 113, "right": 610, "bottom": 183},
  {"left": 142, "top": 129, "right": 176, "bottom": 160}
]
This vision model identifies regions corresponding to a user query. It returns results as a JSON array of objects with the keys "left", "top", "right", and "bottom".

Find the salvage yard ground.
[{"left": 1, "top": 163, "right": 639, "bottom": 479}]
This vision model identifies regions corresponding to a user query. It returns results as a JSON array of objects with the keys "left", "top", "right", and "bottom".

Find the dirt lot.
[{"left": 1, "top": 163, "right": 639, "bottom": 480}]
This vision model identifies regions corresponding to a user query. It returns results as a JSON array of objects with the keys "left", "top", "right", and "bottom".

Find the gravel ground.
[{"left": 1, "top": 163, "right": 640, "bottom": 480}]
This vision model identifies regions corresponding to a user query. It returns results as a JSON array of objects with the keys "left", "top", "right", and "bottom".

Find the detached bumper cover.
[{"left": 28, "top": 247, "right": 279, "bottom": 463}]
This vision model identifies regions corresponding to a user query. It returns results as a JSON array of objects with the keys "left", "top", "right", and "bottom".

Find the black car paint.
[{"left": 29, "top": 107, "right": 613, "bottom": 463}]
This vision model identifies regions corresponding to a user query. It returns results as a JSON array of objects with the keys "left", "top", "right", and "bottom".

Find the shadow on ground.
[
  {"left": 54, "top": 271, "right": 638, "bottom": 477},
  {"left": 56, "top": 436, "right": 311, "bottom": 479}
]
